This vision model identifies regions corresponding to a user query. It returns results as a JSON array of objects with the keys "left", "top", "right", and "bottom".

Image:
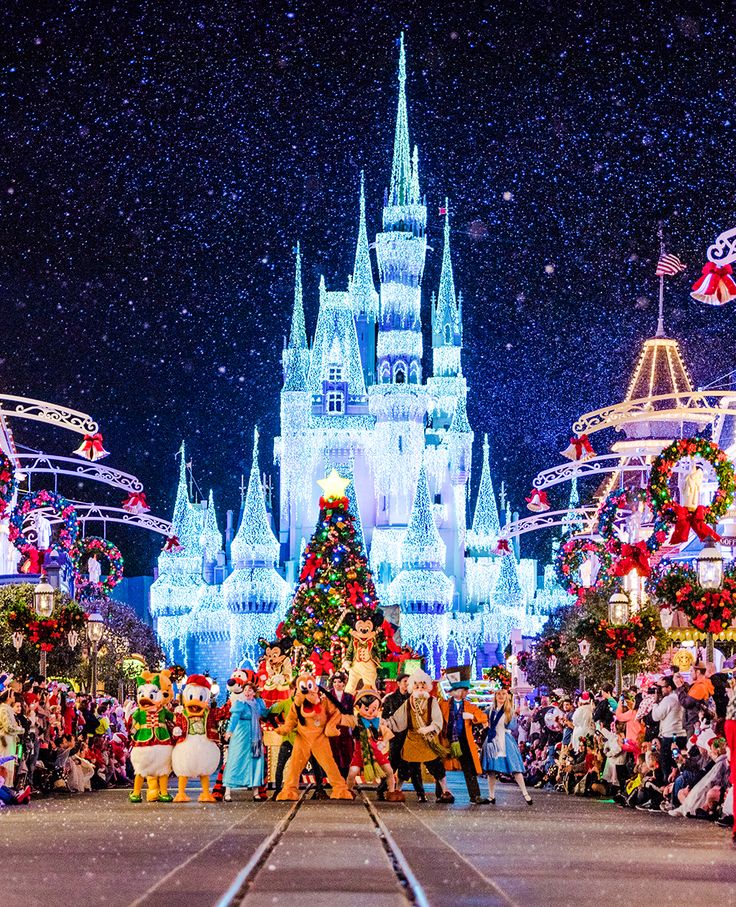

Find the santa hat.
[
  {"left": 185, "top": 674, "right": 211, "bottom": 689},
  {"left": 526, "top": 489, "right": 550, "bottom": 513},
  {"left": 407, "top": 669, "right": 433, "bottom": 693},
  {"left": 579, "top": 691, "right": 591, "bottom": 702}
]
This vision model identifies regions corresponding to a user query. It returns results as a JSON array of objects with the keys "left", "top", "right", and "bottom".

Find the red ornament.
[
  {"left": 668, "top": 503, "right": 720, "bottom": 546},
  {"left": 164, "top": 535, "right": 183, "bottom": 553},
  {"left": 690, "top": 261, "right": 736, "bottom": 306},
  {"left": 121, "top": 491, "right": 150, "bottom": 514},
  {"left": 73, "top": 432, "right": 109, "bottom": 462},
  {"left": 613, "top": 541, "right": 651, "bottom": 578}
]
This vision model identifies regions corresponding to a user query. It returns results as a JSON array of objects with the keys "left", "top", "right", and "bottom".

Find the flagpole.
[{"left": 656, "top": 221, "right": 665, "bottom": 337}]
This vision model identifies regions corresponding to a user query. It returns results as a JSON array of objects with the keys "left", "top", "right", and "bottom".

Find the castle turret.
[
  {"left": 389, "top": 464, "right": 453, "bottom": 674},
  {"left": 149, "top": 441, "right": 206, "bottom": 666},
  {"left": 224, "top": 428, "right": 289, "bottom": 666},
  {"left": 282, "top": 242, "right": 311, "bottom": 389},
  {"left": 432, "top": 201, "right": 462, "bottom": 380},
  {"left": 351, "top": 172, "right": 379, "bottom": 388}
]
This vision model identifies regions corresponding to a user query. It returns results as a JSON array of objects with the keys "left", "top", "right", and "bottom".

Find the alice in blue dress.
[
  {"left": 481, "top": 708, "right": 525, "bottom": 775},
  {"left": 222, "top": 697, "right": 268, "bottom": 789}
]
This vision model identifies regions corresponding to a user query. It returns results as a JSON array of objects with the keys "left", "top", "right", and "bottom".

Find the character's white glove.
[{"left": 172, "top": 726, "right": 183, "bottom": 738}]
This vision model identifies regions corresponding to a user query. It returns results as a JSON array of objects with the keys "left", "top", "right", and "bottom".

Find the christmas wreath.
[
  {"left": 648, "top": 437, "right": 735, "bottom": 545},
  {"left": 516, "top": 650, "right": 532, "bottom": 673},
  {"left": 9, "top": 489, "right": 79, "bottom": 556},
  {"left": 482, "top": 664, "right": 512, "bottom": 690},
  {"left": 70, "top": 536, "right": 124, "bottom": 598},
  {"left": 0, "top": 452, "right": 18, "bottom": 516},
  {"left": 6, "top": 599, "right": 87, "bottom": 652},
  {"left": 596, "top": 488, "right": 668, "bottom": 576},
  {"left": 554, "top": 537, "right": 613, "bottom": 597}
]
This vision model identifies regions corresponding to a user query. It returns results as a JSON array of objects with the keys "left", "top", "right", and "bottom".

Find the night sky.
[{"left": 2, "top": 1, "right": 736, "bottom": 572}]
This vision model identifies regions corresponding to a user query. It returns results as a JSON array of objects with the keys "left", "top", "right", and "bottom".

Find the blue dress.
[
  {"left": 481, "top": 709, "right": 525, "bottom": 775},
  {"left": 222, "top": 697, "right": 268, "bottom": 788}
]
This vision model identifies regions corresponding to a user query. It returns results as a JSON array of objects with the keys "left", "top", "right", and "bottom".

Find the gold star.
[{"left": 317, "top": 469, "right": 350, "bottom": 500}]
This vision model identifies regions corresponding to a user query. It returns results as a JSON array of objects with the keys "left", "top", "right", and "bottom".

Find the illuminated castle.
[{"left": 150, "top": 37, "right": 542, "bottom": 677}]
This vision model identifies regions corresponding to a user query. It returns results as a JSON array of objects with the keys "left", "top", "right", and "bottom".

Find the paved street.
[{"left": 1, "top": 775, "right": 733, "bottom": 907}]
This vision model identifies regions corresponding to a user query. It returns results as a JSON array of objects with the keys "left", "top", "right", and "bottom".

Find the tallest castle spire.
[{"left": 388, "top": 33, "right": 412, "bottom": 208}]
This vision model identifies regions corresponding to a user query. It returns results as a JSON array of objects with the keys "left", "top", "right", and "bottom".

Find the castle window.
[
  {"left": 434, "top": 493, "right": 442, "bottom": 504},
  {"left": 379, "top": 362, "right": 390, "bottom": 384},
  {"left": 409, "top": 361, "right": 420, "bottom": 384},
  {"left": 444, "top": 324, "right": 451, "bottom": 344},
  {"left": 394, "top": 360, "right": 407, "bottom": 384},
  {"left": 326, "top": 391, "right": 344, "bottom": 414},
  {"left": 326, "top": 364, "right": 343, "bottom": 382}
]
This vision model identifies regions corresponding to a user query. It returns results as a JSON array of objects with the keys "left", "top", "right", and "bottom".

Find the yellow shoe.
[
  {"left": 198, "top": 792, "right": 216, "bottom": 803},
  {"left": 173, "top": 792, "right": 191, "bottom": 803}
]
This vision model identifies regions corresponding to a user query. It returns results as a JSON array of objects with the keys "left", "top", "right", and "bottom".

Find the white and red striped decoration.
[{"left": 655, "top": 253, "right": 686, "bottom": 276}]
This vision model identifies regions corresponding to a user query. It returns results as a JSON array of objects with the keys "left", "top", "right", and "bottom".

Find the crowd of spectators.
[
  {"left": 0, "top": 677, "right": 132, "bottom": 807},
  {"left": 518, "top": 665, "right": 735, "bottom": 833}
]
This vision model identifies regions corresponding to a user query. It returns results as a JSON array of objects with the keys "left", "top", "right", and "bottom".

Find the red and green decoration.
[
  {"left": 0, "top": 452, "right": 18, "bottom": 516},
  {"left": 645, "top": 559, "right": 696, "bottom": 602},
  {"left": 554, "top": 537, "right": 613, "bottom": 598},
  {"left": 482, "top": 664, "right": 512, "bottom": 690},
  {"left": 9, "top": 490, "right": 79, "bottom": 557},
  {"left": 648, "top": 437, "right": 735, "bottom": 545},
  {"left": 587, "top": 610, "right": 661, "bottom": 660},
  {"left": 70, "top": 536, "right": 124, "bottom": 598},
  {"left": 596, "top": 487, "right": 668, "bottom": 578},
  {"left": 654, "top": 565, "right": 736, "bottom": 636},
  {"left": 281, "top": 470, "right": 391, "bottom": 672},
  {"left": 7, "top": 599, "right": 87, "bottom": 653}
]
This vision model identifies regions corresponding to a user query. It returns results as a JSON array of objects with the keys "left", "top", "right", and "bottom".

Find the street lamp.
[
  {"left": 696, "top": 539, "right": 724, "bottom": 666},
  {"left": 33, "top": 577, "right": 55, "bottom": 679},
  {"left": 608, "top": 590, "right": 631, "bottom": 695},
  {"left": 86, "top": 612, "right": 105, "bottom": 695},
  {"left": 578, "top": 638, "right": 591, "bottom": 692}
]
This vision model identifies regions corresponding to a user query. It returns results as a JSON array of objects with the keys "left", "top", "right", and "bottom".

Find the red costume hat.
[{"left": 185, "top": 674, "right": 211, "bottom": 689}]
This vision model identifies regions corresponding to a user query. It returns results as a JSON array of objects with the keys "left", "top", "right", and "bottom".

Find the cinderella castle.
[{"left": 149, "top": 37, "right": 555, "bottom": 679}]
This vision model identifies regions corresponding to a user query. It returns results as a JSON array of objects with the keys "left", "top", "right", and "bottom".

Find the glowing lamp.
[
  {"left": 696, "top": 539, "right": 724, "bottom": 591},
  {"left": 33, "top": 578, "right": 55, "bottom": 618},
  {"left": 608, "top": 590, "right": 630, "bottom": 626},
  {"left": 86, "top": 612, "right": 105, "bottom": 645}
]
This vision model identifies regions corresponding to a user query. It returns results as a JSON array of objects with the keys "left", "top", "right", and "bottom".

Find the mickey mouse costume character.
[
  {"left": 343, "top": 608, "right": 383, "bottom": 694},
  {"left": 347, "top": 689, "right": 404, "bottom": 801}
]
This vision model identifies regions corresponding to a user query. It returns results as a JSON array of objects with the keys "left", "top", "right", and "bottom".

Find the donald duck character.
[
  {"left": 171, "top": 674, "right": 221, "bottom": 803},
  {"left": 127, "top": 670, "right": 174, "bottom": 803}
]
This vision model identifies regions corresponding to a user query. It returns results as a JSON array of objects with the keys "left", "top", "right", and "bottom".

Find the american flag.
[{"left": 655, "top": 253, "right": 686, "bottom": 276}]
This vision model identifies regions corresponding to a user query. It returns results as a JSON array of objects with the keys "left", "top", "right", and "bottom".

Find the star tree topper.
[{"left": 317, "top": 469, "right": 350, "bottom": 501}]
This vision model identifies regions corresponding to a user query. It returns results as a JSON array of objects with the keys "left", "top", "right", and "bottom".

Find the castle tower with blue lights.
[{"left": 149, "top": 37, "right": 545, "bottom": 679}]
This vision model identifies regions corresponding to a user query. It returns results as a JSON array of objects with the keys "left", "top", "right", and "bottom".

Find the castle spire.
[
  {"left": 288, "top": 241, "right": 307, "bottom": 351},
  {"left": 410, "top": 144, "right": 420, "bottom": 205},
  {"left": 230, "top": 428, "right": 280, "bottom": 568},
  {"left": 401, "top": 464, "right": 446, "bottom": 569},
  {"left": 436, "top": 200, "right": 456, "bottom": 321},
  {"left": 351, "top": 171, "right": 379, "bottom": 321},
  {"left": 388, "top": 33, "right": 412, "bottom": 208},
  {"left": 469, "top": 434, "right": 501, "bottom": 550},
  {"left": 201, "top": 488, "right": 223, "bottom": 560},
  {"left": 171, "top": 440, "right": 190, "bottom": 534}
]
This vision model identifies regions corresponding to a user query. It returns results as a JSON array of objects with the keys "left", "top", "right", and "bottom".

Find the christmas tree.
[{"left": 282, "top": 470, "right": 388, "bottom": 672}]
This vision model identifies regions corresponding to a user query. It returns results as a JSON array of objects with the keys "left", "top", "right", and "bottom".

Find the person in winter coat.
[
  {"left": 438, "top": 666, "right": 489, "bottom": 803},
  {"left": 676, "top": 667, "right": 715, "bottom": 736},
  {"left": 614, "top": 692, "right": 644, "bottom": 744},
  {"left": 571, "top": 692, "right": 595, "bottom": 753}
]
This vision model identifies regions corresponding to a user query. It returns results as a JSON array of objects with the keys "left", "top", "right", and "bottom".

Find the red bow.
[
  {"left": 346, "top": 581, "right": 364, "bottom": 606},
  {"left": 669, "top": 504, "right": 720, "bottom": 545},
  {"left": 495, "top": 539, "right": 511, "bottom": 554},
  {"left": 691, "top": 261, "right": 736, "bottom": 305},
  {"left": 613, "top": 541, "right": 650, "bottom": 578},
  {"left": 300, "top": 553, "right": 323, "bottom": 582},
  {"left": 164, "top": 535, "right": 183, "bottom": 553},
  {"left": 121, "top": 491, "right": 150, "bottom": 514},
  {"left": 526, "top": 489, "right": 550, "bottom": 508},
  {"left": 570, "top": 434, "right": 595, "bottom": 460},
  {"left": 309, "top": 649, "right": 334, "bottom": 676},
  {"left": 74, "top": 433, "right": 109, "bottom": 462}
]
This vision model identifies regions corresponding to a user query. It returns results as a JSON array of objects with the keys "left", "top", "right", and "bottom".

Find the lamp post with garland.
[
  {"left": 32, "top": 576, "right": 55, "bottom": 679},
  {"left": 608, "top": 590, "right": 631, "bottom": 695},
  {"left": 696, "top": 538, "right": 725, "bottom": 666}
]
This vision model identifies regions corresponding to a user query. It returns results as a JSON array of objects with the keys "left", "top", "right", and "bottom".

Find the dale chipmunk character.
[
  {"left": 275, "top": 671, "right": 352, "bottom": 801},
  {"left": 127, "top": 670, "right": 175, "bottom": 803},
  {"left": 342, "top": 607, "right": 384, "bottom": 694}
]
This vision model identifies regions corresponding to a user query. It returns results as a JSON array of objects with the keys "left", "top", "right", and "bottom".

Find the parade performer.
[
  {"left": 342, "top": 608, "right": 383, "bottom": 694},
  {"left": 275, "top": 671, "right": 352, "bottom": 801},
  {"left": 171, "top": 674, "right": 221, "bottom": 803},
  {"left": 439, "top": 666, "right": 489, "bottom": 803},
  {"left": 223, "top": 676, "right": 269, "bottom": 801},
  {"left": 256, "top": 635, "right": 294, "bottom": 706},
  {"left": 127, "top": 670, "right": 175, "bottom": 803},
  {"left": 324, "top": 671, "right": 354, "bottom": 779},
  {"left": 384, "top": 669, "right": 454, "bottom": 803},
  {"left": 482, "top": 686, "right": 533, "bottom": 806},
  {"left": 346, "top": 688, "right": 404, "bottom": 801}
]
